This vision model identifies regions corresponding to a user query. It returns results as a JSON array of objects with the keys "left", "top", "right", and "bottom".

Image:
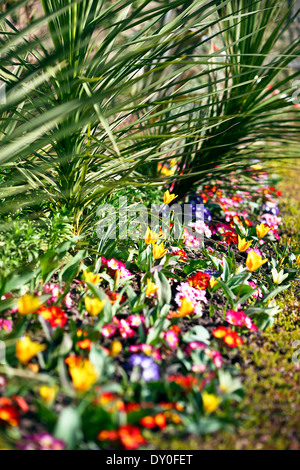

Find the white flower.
[{"left": 271, "top": 268, "right": 289, "bottom": 285}]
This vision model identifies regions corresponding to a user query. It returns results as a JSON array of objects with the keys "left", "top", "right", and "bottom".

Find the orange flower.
[{"left": 77, "top": 338, "right": 92, "bottom": 350}]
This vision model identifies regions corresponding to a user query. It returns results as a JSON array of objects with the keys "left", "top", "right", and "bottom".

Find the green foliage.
[{"left": 0, "top": 0, "right": 299, "bottom": 233}]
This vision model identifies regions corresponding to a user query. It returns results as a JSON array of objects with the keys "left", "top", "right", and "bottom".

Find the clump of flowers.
[
  {"left": 42, "top": 283, "right": 73, "bottom": 308},
  {"left": 18, "top": 432, "right": 66, "bottom": 450},
  {"left": 212, "top": 326, "right": 243, "bottom": 348},
  {"left": 38, "top": 305, "right": 67, "bottom": 328},
  {"left": 175, "top": 282, "right": 207, "bottom": 316},
  {"left": 101, "top": 257, "right": 132, "bottom": 278},
  {"left": 98, "top": 424, "right": 146, "bottom": 450},
  {"left": 187, "top": 272, "right": 210, "bottom": 290},
  {"left": 225, "top": 310, "right": 258, "bottom": 331}
]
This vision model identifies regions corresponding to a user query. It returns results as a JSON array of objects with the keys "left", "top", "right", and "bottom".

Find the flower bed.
[{"left": 0, "top": 165, "right": 299, "bottom": 450}]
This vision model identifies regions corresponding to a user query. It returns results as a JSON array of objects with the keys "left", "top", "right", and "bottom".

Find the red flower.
[
  {"left": 172, "top": 250, "right": 188, "bottom": 262},
  {"left": 118, "top": 425, "right": 146, "bottom": 450},
  {"left": 213, "top": 326, "right": 243, "bottom": 348},
  {"left": 0, "top": 396, "right": 27, "bottom": 427},
  {"left": 187, "top": 272, "right": 210, "bottom": 290},
  {"left": 221, "top": 231, "right": 238, "bottom": 245},
  {"left": 38, "top": 306, "right": 67, "bottom": 328}
]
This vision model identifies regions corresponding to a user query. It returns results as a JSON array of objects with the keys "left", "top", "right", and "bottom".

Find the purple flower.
[
  {"left": 18, "top": 432, "right": 66, "bottom": 450},
  {"left": 128, "top": 355, "right": 160, "bottom": 382}
]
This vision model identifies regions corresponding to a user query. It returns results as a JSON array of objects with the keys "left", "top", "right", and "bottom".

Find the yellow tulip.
[
  {"left": 237, "top": 235, "right": 253, "bottom": 252},
  {"left": 178, "top": 297, "right": 194, "bottom": 316},
  {"left": 256, "top": 223, "right": 271, "bottom": 239},
  {"left": 163, "top": 190, "right": 178, "bottom": 205},
  {"left": 146, "top": 278, "right": 159, "bottom": 297},
  {"left": 202, "top": 392, "right": 221, "bottom": 414},
  {"left": 246, "top": 250, "right": 268, "bottom": 272},
  {"left": 144, "top": 226, "right": 159, "bottom": 245},
  {"left": 209, "top": 278, "right": 219, "bottom": 289},
  {"left": 110, "top": 340, "right": 122, "bottom": 357},
  {"left": 65, "top": 356, "right": 98, "bottom": 392},
  {"left": 39, "top": 386, "right": 57, "bottom": 405},
  {"left": 84, "top": 296, "right": 106, "bottom": 316},
  {"left": 153, "top": 242, "right": 168, "bottom": 259},
  {"left": 16, "top": 336, "right": 46, "bottom": 364},
  {"left": 83, "top": 270, "right": 102, "bottom": 285},
  {"left": 17, "top": 294, "right": 41, "bottom": 315}
]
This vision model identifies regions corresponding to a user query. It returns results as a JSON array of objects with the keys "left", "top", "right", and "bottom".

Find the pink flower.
[
  {"left": 226, "top": 310, "right": 246, "bottom": 327},
  {"left": 119, "top": 319, "right": 135, "bottom": 339},
  {"left": 248, "top": 281, "right": 263, "bottom": 299},
  {"left": 226, "top": 309, "right": 258, "bottom": 332},
  {"left": 101, "top": 324, "right": 117, "bottom": 338},
  {"left": 64, "top": 292, "right": 73, "bottom": 309},
  {"left": 127, "top": 315, "right": 144, "bottom": 327},
  {"left": 164, "top": 330, "right": 179, "bottom": 349},
  {"left": 186, "top": 341, "right": 206, "bottom": 353},
  {"left": 0, "top": 318, "right": 13, "bottom": 332}
]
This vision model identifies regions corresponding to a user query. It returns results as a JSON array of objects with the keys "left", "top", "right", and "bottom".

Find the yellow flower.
[
  {"left": 65, "top": 356, "right": 98, "bottom": 392},
  {"left": 256, "top": 223, "right": 271, "bottom": 239},
  {"left": 209, "top": 278, "right": 219, "bottom": 289},
  {"left": 84, "top": 296, "right": 106, "bottom": 316},
  {"left": 16, "top": 336, "right": 46, "bottom": 364},
  {"left": 17, "top": 294, "right": 41, "bottom": 315},
  {"left": 144, "top": 226, "right": 159, "bottom": 245},
  {"left": 153, "top": 242, "right": 168, "bottom": 259},
  {"left": 202, "top": 392, "right": 221, "bottom": 414},
  {"left": 146, "top": 278, "right": 159, "bottom": 297},
  {"left": 178, "top": 297, "right": 194, "bottom": 316},
  {"left": 163, "top": 190, "right": 178, "bottom": 205},
  {"left": 237, "top": 235, "right": 253, "bottom": 252},
  {"left": 83, "top": 270, "right": 102, "bottom": 285},
  {"left": 246, "top": 250, "right": 268, "bottom": 272},
  {"left": 296, "top": 255, "right": 300, "bottom": 265},
  {"left": 110, "top": 340, "right": 122, "bottom": 357},
  {"left": 39, "top": 386, "right": 57, "bottom": 405}
]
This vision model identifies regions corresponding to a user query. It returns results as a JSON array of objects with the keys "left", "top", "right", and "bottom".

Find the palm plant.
[{"left": 0, "top": 0, "right": 299, "bottom": 234}]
